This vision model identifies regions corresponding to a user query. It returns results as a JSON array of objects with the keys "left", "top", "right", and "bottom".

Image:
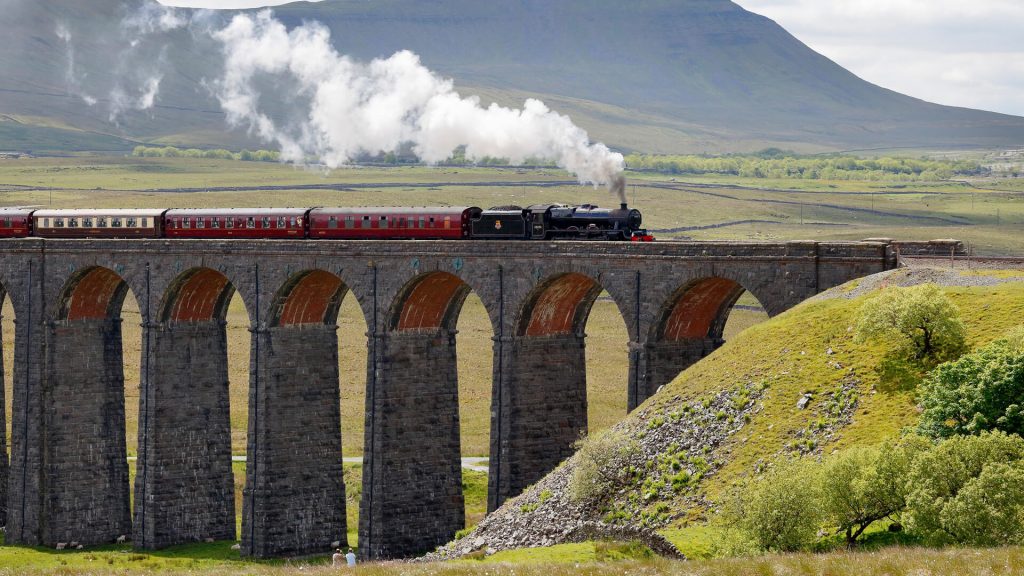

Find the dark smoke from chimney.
[{"left": 611, "top": 175, "right": 627, "bottom": 207}]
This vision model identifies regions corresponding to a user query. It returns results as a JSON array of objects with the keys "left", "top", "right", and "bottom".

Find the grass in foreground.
[{"left": 1, "top": 539, "right": 1024, "bottom": 575}]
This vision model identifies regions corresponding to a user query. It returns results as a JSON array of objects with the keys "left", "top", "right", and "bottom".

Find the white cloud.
[{"left": 735, "top": 0, "right": 1024, "bottom": 116}]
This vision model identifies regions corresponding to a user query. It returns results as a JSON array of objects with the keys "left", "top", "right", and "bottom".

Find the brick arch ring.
[
  {"left": 387, "top": 271, "right": 473, "bottom": 332},
  {"left": 56, "top": 266, "right": 134, "bottom": 321},
  {"left": 158, "top": 268, "right": 237, "bottom": 324},
  {"left": 516, "top": 272, "right": 606, "bottom": 337}
]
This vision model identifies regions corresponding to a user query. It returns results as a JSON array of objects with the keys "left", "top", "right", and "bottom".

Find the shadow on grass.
[{"left": 874, "top": 355, "right": 923, "bottom": 393}]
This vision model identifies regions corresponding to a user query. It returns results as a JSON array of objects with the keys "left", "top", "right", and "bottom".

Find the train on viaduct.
[{"left": 0, "top": 237, "right": 901, "bottom": 559}]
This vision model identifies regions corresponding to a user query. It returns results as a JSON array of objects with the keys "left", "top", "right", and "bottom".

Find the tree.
[
  {"left": 918, "top": 336, "right": 1024, "bottom": 438},
  {"left": 722, "top": 458, "right": 823, "bottom": 552},
  {"left": 939, "top": 462, "right": 1024, "bottom": 546},
  {"left": 819, "top": 436, "right": 930, "bottom": 547},
  {"left": 854, "top": 283, "right": 966, "bottom": 362},
  {"left": 567, "top": 429, "right": 638, "bottom": 505},
  {"left": 905, "top": 431, "right": 1024, "bottom": 543}
]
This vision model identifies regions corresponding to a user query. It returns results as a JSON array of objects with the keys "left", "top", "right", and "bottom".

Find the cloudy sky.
[{"left": 159, "top": 0, "right": 1024, "bottom": 117}]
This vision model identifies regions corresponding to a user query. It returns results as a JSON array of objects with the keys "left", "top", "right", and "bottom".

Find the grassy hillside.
[{"left": 3, "top": 0, "right": 1024, "bottom": 153}]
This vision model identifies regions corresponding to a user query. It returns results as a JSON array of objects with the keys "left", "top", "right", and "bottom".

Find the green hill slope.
[
  {"left": 2, "top": 0, "right": 1024, "bottom": 153},
  {"left": 433, "top": 265, "right": 1024, "bottom": 559}
]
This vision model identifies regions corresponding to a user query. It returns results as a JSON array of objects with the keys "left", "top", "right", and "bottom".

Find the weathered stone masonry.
[{"left": 0, "top": 238, "right": 895, "bottom": 558}]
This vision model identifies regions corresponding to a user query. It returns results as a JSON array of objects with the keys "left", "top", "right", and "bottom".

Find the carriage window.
[
  {"left": 429, "top": 217, "right": 435, "bottom": 227},
  {"left": 247, "top": 217, "right": 255, "bottom": 229},
  {"left": 112, "top": 218, "right": 122, "bottom": 228},
  {"left": 68, "top": 218, "right": 78, "bottom": 228},
  {"left": 83, "top": 218, "right": 93, "bottom": 227},
  {"left": 345, "top": 216, "right": 354, "bottom": 228},
  {"left": 141, "top": 218, "right": 148, "bottom": 228},
  {"left": 226, "top": 218, "right": 234, "bottom": 229},
  {"left": 196, "top": 218, "right": 205, "bottom": 229},
  {"left": 55, "top": 218, "right": 64, "bottom": 228},
  {"left": 361, "top": 216, "right": 370, "bottom": 228},
  {"left": 278, "top": 216, "right": 286, "bottom": 228},
  {"left": 127, "top": 218, "right": 137, "bottom": 227},
  {"left": 211, "top": 218, "right": 219, "bottom": 229},
  {"left": 2, "top": 217, "right": 10, "bottom": 227},
  {"left": 183, "top": 218, "right": 191, "bottom": 229},
  {"left": 328, "top": 216, "right": 338, "bottom": 229},
  {"left": 43, "top": 218, "right": 50, "bottom": 228},
  {"left": 262, "top": 217, "right": 270, "bottom": 228},
  {"left": 380, "top": 216, "right": 388, "bottom": 229},
  {"left": 98, "top": 217, "right": 107, "bottom": 227},
  {"left": 399, "top": 217, "right": 407, "bottom": 228}
]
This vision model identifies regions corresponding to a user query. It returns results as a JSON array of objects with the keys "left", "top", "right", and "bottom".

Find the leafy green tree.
[
  {"left": 939, "top": 462, "right": 1024, "bottom": 546},
  {"left": 918, "top": 336, "right": 1024, "bottom": 438},
  {"left": 722, "top": 458, "right": 823, "bottom": 552},
  {"left": 820, "top": 436, "right": 930, "bottom": 547},
  {"left": 905, "top": 431, "right": 1024, "bottom": 543},
  {"left": 567, "top": 429, "right": 638, "bottom": 505},
  {"left": 854, "top": 284, "right": 966, "bottom": 362}
]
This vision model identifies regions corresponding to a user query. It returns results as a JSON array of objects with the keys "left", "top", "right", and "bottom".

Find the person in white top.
[{"left": 345, "top": 548, "right": 356, "bottom": 567}]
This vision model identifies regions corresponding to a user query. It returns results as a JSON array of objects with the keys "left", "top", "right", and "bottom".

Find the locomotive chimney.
[
  {"left": 610, "top": 175, "right": 627, "bottom": 208},
  {"left": 621, "top": 202, "right": 628, "bottom": 210}
]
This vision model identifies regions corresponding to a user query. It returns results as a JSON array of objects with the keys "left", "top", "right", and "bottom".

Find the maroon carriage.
[
  {"left": 0, "top": 207, "right": 36, "bottom": 238},
  {"left": 164, "top": 208, "right": 311, "bottom": 239},
  {"left": 308, "top": 207, "right": 480, "bottom": 240}
]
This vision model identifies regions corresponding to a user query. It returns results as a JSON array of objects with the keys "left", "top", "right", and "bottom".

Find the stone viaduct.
[{"left": 0, "top": 238, "right": 896, "bottom": 559}]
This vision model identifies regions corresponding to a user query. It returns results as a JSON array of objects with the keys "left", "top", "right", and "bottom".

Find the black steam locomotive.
[{"left": 472, "top": 203, "right": 650, "bottom": 241}]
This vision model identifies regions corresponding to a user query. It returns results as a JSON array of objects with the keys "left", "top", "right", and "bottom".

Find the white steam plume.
[
  {"left": 108, "top": 3, "right": 195, "bottom": 122},
  {"left": 212, "top": 11, "right": 624, "bottom": 187},
  {"left": 55, "top": 22, "right": 97, "bottom": 106},
  {"left": 121, "top": 2, "right": 188, "bottom": 35}
]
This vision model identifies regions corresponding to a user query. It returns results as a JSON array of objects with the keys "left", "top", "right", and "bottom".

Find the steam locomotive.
[{"left": 0, "top": 203, "right": 652, "bottom": 241}]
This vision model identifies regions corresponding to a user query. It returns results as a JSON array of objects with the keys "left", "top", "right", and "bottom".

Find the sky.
[{"left": 158, "top": 0, "right": 1024, "bottom": 117}]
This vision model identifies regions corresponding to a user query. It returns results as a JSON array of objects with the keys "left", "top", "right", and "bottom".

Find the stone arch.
[
  {"left": 489, "top": 270, "right": 630, "bottom": 512},
  {"left": 361, "top": 270, "right": 487, "bottom": 559},
  {"left": 387, "top": 271, "right": 473, "bottom": 333},
  {"left": 158, "top": 268, "right": 237, "bottom": 324},
  {"left": 516, "top": 272, "right": 605, "bottom": 337},
  {"left": 635, "top": 276, "right": 769, "bottom": 410},
  {"left": 269, "top": 270, "right": 349, "bottom": 328},
  {"left": 654, "top": 277, "right": 749, "bottom": 343},
  {"left": 136, "top": 266, "right": 244, "bottom": 549},
  {"left": 243, "top": 268, "right": 358, "bottom": 557},
  {"left": 56, "top": 266, "right": 132, "bottom": 321},
  {"left": 46, "top": 265, "right": 135, "bottom": 546}
]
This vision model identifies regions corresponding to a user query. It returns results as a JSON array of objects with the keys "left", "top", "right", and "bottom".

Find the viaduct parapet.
[{"left": 0, "top": 238, "right": 896, "bottom": 559}]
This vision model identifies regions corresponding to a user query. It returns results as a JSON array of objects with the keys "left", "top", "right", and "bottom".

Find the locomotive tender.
[{"left": 0, "top": 203, "right": 652, "bottom": 241}]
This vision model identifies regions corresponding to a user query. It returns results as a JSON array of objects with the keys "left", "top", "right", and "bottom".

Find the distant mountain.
[{"left": 2, "top": 0, "right": 1023, "bottom": 154}]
